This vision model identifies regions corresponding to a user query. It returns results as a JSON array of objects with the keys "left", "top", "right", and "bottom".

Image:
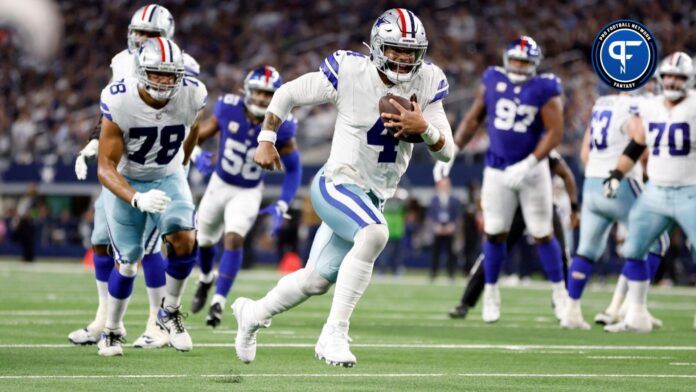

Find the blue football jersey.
[
  {"left": 212, "top": 94, "right": 297, "bottom": 187},
  {"left": 482, "top": 66, "right": 562, "bottom": 169}
]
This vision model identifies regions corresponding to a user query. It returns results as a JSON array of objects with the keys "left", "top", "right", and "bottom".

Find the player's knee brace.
[
  {"left": 118, "top": 262, "right": 138, "bottom": 277},
  {"left": 299, "top": 269, "right": 331, "bottom": 296},
  {"left": 352, "top": 224, "right": 389, "bottom": 261}
]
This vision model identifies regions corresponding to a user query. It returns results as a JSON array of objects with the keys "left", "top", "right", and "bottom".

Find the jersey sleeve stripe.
[
  {"left": 431, "top": 89, "right": 449, "bottom": 103},
  {"left": 100, "top": 102, "right": 110, "bottom": 112},
  {"left": 320, "top": 62, "right": 338, "bottom": 89},
  {"left": 100, "top": 102, "right": 113, "bottom": 120},
  {"left": 326, "top": 53, "right": 340, "bottom": 76},
  {"left": 437, "top": 79, "right": 448, "bottom": 90}
]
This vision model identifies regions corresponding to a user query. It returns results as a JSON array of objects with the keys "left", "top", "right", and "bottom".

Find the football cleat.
[
  {"left": 190, "top": 279, "right": 214, "bottom": 314},
  {"left": 315, "top": 321, "right": 356, "bottom": 368},
  {"left": 560, "top": 301, "right": 590, "bottom": 330},
  {"left": 551, "top": 289, "right": 569, "bottom": 321},
  {"left": 232, "top": 297, "right": 270, "bottom": 364},
  {"left": 156, "top": 305, "right": 192, "bottom": 352},
  {"left": 134, "top": 308, "right": 170, "bottom": 348},
  {"left": 448, "top": 305, "right": 469, "bottom": 319},
  {"left": 647, "top": 310, "right": 663, "bottom": 329},
  {"left": 604, "top": 304, "right": 652, "bottom": 333},
  {"left": 594, "top": 310, "right": 621, "bottom": 326},
  {"left": 97, "top": 331, "right": 125, "bottom": 357},
  {"left": 206, "top": 302, "right": 223, "bottom": 328},
  {"left": 69, "top": 321, "right": 125, "bottom": 345},
  {"left": 482, "top": 284, "right": 501, "bottom": 323}
]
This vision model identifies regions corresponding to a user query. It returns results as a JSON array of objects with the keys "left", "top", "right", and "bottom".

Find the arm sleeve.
[
  {"left": 423, "top": 100, "right": 455, "bottom": 162},
  {"left": 88, "top": 114, "right": 103, "bottom": 140},
  {"left": 266, "top": 72, "right": 337, "bottom": 121},
  {"left": 279, "top": 149, "right": 302, "bottom": 205}
]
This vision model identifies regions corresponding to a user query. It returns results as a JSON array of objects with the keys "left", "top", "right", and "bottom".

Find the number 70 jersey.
[
  {"left": 635, "top": 92, "right": 696, "bottom": 186},
  {"left": 100, "top": 76, "right": 207, "bottom": 181}
]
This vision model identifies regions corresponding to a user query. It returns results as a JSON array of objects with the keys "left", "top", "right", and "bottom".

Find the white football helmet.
[
  {"left": 657, "top": 52, "right": 693, "bottom": 101},
  {"left": 127, "top": 4, "right": 175, "bottom": 53},
  {"left": 135, "top": 38, "right": 184, "bottom": 101},
  {"left": 369, "top": 8, "right": 428, "bottom": 84}
]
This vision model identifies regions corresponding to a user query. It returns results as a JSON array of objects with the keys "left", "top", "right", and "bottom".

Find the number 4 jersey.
[
  {"left": 212, "top": 94, "right": 297, "bottom": 188},
  {"left": 634, "top": 92, "right": 696, "bottom": 186},
  {"left": 99, "top": 76, "right": 207, "bottom": 181},
  {"left": 482, "top": 66, "right": 562, "bottom": 169}
]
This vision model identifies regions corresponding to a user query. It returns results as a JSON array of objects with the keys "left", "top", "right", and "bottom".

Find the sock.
[
  {"left": 198, "top": 246, "right": 217, "bottom": 283},
  {"left": 142, "top": 253, "right": 166, "bottom": 315},
  {"left": 567, "top": 256, "right": 594, "bottom": 300},
  {"left": 163, "top": 251, "right": 197, "bottom": 309},
  {"left": 105, "top": 264, "right": 137, "bottom": 331},
  {"left": 483, "top": 240, "right": 506, "bottom": 284},
  {"left": 91, "top": 254, "right": 114, "bottom": 329},
  {"left": 536, "top": 238, "right": 564, "bottom": 283},
  {"left": 623, "top": 258, "right": 650, "bottom": 307},
  {"left": 606, "top": 274, "right": 628, "bottom": 315},
  {"left": 255, "top": 269, "right": 310, "bottom": 321},
  {"left": 647, "top": 252, "right": 661, "bottom": 280},
  {"left": 214, "top": 249, "right": 243, "bottom": 302}
]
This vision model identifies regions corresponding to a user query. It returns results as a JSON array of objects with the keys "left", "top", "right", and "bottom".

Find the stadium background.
[{"left": 0, "top": 0, "right": 694, "bottom": 284}]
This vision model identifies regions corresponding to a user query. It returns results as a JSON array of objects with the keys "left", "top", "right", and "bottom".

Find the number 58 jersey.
[
  {"left": 482, "top": 66, "right": 562, "bottom": 169},
  {"left": 635, "top": 92, "right": 696, "bottom": 186},
  {"left": 99, "top": 77, "right": 207, "bottom": 181},
  {"left": 212, "top": 94, "right": 297, "bottom": 188}
]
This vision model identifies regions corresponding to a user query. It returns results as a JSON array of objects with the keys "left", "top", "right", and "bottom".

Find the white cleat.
[
  {"left": 69, "top": 321, "right": 125, "bottom": 345},
  {"left": 647, "top": 311, "right": 663, "bottom": 329},
  {"left": 156, "top": 306, "right": 192, "bottom": 352},
  {"left": 482, "top": 284, "right": 501, "bottom": 323},
  {"left": 232, "top": 297, "right": 270, "bottom": 364},
  {"left": 315, "top": 321, "right": 356, "bottom": 368},
  {"left": 560, "top": 300, "right": 590, "bottom": 330},
  {"left": 552, "top": 289, "right": 569, "bottom": 321},
  {"left": 97, "top": 330, "right": 125, "bottom": 357},
  {"left": 134, "top": 311, "right": 169, "bottom": 348},
  {"left": 604, "top": 304, "right": 652, "bottom": 333},
  {"left": 594, "top": 310, "right": 621, "bottom": 326}
]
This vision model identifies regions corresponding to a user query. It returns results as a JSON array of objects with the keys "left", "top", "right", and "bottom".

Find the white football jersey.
[
  {"left": 636, "top": 91, "right": 696, "bottom": 186},
  {"left": 99, "top": 77, "right": 207, "bottom": 181},
  {"left": 585, "top": 93, "right": 643, "bottom": 180},
  {"left": 110, "top": 49, "right": 200, "bottom": 81},
  {"left": 273, "top": 50, "right": 450, "bottom": 200}
]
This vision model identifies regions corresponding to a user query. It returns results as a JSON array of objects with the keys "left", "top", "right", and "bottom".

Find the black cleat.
[
  {"left": 206, "top": 303, "right": 223, "bottom": 328},
  {"left": 190, "top": 280, "right": 214, "bottom": 314},
  {"left": 448, "top": 305, "right": 469, "bottom": 319}
]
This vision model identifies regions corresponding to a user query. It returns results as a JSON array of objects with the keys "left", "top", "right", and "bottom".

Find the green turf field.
[{"left": 1, "top": 260, "right": 696, "bottom": 391}]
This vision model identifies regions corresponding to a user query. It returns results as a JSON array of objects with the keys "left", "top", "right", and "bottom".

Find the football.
[{"left": 378, "top": 94, "right": 423, "bottom": 143}]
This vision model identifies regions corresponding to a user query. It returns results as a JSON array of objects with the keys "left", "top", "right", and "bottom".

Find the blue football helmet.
[
  {"left": 503, "top": 36, "right": 542, "bottom": 84},
  {"left": 243, "top": 66, "right": 283, "bottom": 117}
]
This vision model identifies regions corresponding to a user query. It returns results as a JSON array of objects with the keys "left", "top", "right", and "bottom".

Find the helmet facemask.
[
  {"left": 503, "top": 54, "right": 538, "bottom": 84},
  {"left": 244, "top": 88, "right": 274, "bottom": 118},
  {"left": 137, "top": 67, "right": 183, "bottom": 102},
  {"left": 375, "top": 43, "right": 426, "bottom": 83},
  {"left": 659, "top": 73, "right": 691, "bottom": 102}
]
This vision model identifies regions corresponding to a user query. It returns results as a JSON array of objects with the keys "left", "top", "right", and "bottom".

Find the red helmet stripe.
[
  {"left": 157, "top": 37, "right": 166, "bottom": 62},
  {"left": 264, "top": 66, "right": 271, "bottom": 84},
  {"left": 395, "top": 8, "right": 407, "bottom": 38},
  {"left": 520, "top": 38, "right": 527, "bottom": 49},
  {"left": 141, "top": 4, "right": 151, "bottom": 21}
]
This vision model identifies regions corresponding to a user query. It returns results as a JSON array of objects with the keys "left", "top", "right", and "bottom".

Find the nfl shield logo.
[
  {"left": 496, "top": 82, "right": 507, "bottom": 92},
  {"left": 228, "top": 121, "right": 240, "bottom": 133}
]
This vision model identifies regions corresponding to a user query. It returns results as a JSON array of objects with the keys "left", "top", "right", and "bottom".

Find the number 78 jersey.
[
  {"left": 635, "top": 92, "right": 696, "bottom": 186},
  {"left": 100, "top": 77, "right": 207, "bottom": 181}
]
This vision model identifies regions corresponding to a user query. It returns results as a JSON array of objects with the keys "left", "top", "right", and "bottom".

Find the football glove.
[
  {"left": 603, "top": 169, "right": 624, "bottom": 199},
  {"left": 131, "top": 190, "right": 171, "bottom": 214},
  {"left": 191, "top": 146, "right": 214, "bottom": 176},
  {"left": 259, "top": 200, "right": 290, "bottom": 236},
  {"left": 74, "top": 139, "right": 99, "bottom": 180}
]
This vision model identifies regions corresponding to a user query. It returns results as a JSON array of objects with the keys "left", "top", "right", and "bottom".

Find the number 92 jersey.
[
  {"left": 482, "top": 66, "right": 562, "bottom": 169},
  {"left": 213, "top": 94, "right": 297, "bottom": 188},
  {"left": 634, "top": 92, "right": 696, "bottom": 186},
  {"left": 99, "top": 76, "right": 207, "bottom": 181}
]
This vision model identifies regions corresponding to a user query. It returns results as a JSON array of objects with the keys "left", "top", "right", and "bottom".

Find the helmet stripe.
[
  {"left": 141, "top": 4, "right": 151, "bottom": 21},
  {"left": 670, "top": 53, "right": 676, "bottom": 65},
  {"left": 156, "top": 37, "right": 166, "bottom": 62},
  {"left": 264, "top": 66, "right": 271, "bottom": 84},
  {"left": 166, "top": 39, "right": 174, "bottom": 63},
  {"left": 395, "top": 8, "right": 407, "bottom": 38},
  {"left": 148, "top": 5, "right": 158, "bottom": 22},
  {"left": 406, "top": 10, "right": 416, "bottom": 38},
  {"left": 675, "top": 53, "right": 681, "bottom": 67}
]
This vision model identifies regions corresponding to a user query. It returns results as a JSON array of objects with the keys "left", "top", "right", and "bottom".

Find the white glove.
[
  {"left": 603, "top": 170, "right": 623, "bottom": 198},
  {"left": 433, "top": 157, "right": 456, "bottom": 183},
  {"left": 74, "top": 139, "right": 99, "bottom": 180},
  {"left": 130, "top": 190, "right": 171, "bottom": 214},
  {"left": 503, "top": 154, "right": 539, "bottom": 190}
]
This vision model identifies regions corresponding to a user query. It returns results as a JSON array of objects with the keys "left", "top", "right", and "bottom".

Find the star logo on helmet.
[{"left": 375, "top": 16, "right": 388, "bottom": 27}]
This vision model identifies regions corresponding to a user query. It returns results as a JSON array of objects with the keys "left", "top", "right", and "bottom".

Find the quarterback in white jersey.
[
  {"left": 603, "top": 52, "right": 696, "bottom": 332},
  {"left": 560, "top": 92, "right": 669, "bottom": 330},
  {"left": 232, "top": 8, "right": 454, "bottom": 367},
  {"left": 68, "top": 3, "right": 207, "bottom": 350},
  {"left": 95, "top": 37, "right": 206, "bottom": 356}
]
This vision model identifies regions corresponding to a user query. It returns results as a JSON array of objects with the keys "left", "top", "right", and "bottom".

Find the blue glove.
[
  {"left": 193, "top": 150, "right": 214, "bottom": 176},
  {"left": 259, "top": 201, "right": 290, "bottom": 236}
]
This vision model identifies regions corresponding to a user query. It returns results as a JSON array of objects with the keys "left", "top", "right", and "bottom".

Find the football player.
[
  {"left": 96, "top": 37, "right": 207, "bottom": 355},
  {"left": 561, "top": 90, "right": 669, "bottom": 330},
  {"left": 189, "top": 66, "right": 302, "bottom": 328},
  {"left": 443, "top": 151, "right": 579, "bottom": 319},
  {"left": 603, "top": 52, "right": 696, "bottom": 332},
  {"left": 68, "top": 4, "right": 211, "bottom": 350},
  {"left": 232, "top": 8, "right": 454, "bottom": 367},
  {"left": 434, "top": 36, "right": 567, "bottom": 323}
]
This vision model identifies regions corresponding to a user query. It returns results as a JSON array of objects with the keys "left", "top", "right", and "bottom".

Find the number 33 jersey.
[
  {"left": 212, "top": 94, "right": 297, "bottom": 188},
  {"left": 634, "top": 92, "right": 696, "bottom": 186},
  {"left": 99, "top": 77, "right": 207, "bottom": 181},
  {"left": 482, "top": 66, "right": 562, "bottom": 169}
]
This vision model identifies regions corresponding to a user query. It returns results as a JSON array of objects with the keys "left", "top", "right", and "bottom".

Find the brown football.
[{"left": 378, "top": 94, "right": 423, "bottom": 143}]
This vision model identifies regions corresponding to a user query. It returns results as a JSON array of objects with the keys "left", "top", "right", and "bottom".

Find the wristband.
[
  {"left": 257, "top": 130, "right": 277, "bottom": 144},
  {"left": 421, "top": 123, "right": 440, "bottom": 145}
]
